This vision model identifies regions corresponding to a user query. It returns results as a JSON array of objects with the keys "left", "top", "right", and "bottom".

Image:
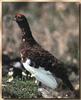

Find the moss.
[{"left": 2, "top": 77, "right": 38, "bottom": 99}]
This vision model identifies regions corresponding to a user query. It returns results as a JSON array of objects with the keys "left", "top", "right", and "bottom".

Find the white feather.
[
  {"left": 13, "top": 62, "right": 21, "bottom": 68},
  {"left": 23, "top": 59, "right": 58, "bottom": 89}
]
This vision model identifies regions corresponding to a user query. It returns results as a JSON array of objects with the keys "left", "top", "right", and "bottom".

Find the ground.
[{"left": 2, "top": 71, "right": 79, "bottom": 99}]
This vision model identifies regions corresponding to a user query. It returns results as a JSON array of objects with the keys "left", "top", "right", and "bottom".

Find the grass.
[{"left": 2, "top": 77, "right": 38, "bottom": 99}]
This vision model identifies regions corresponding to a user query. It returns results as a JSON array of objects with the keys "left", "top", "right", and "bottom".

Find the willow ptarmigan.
[{"left": 13, "top": 14, "right": 77, "bottom": 97}]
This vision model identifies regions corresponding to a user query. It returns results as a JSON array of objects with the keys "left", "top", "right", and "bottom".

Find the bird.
[
  {"left": 10, "top": 57, "right": 31, "bottom": 79},
  {"left": 10, "top": 57, "right": 24, "bottom": 79},
  {"left": 2, "top": 50, "right": 31, "bottom": 81},
  {"left": 13, "top": 13, "right": 79, "bottom": 97}
]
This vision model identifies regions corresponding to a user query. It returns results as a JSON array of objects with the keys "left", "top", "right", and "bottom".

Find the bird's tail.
[
  {"left": 62, "top": 75, "right": 74, "bottom": 91},
  {"left": 62, "top": 75, "right": 79, "bottom": 98}
]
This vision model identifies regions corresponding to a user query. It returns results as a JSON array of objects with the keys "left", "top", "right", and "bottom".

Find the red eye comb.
[{"left": 16, "top": 14, "right": 24, "bottom": 17}]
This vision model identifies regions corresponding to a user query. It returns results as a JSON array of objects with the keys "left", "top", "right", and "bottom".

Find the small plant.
[{"left": 2, "top": 77, "right": 38, "bottom": 99}]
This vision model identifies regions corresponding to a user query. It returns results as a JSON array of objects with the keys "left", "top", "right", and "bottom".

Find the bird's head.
[
  {"left": 14, "top": 14, "right": 34, "bottom": 40},
  {"left": 14, "top": 14, "right": 28, "bottom": 29},
  {"left": 14, "top": 14, "right": 26, "bottom": 22}
]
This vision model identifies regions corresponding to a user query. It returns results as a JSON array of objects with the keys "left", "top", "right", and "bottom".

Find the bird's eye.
[
  {"left": 17, "top": 16, "right": 21, "bottom": 19},
  {"left": 16, "top": 16, "right": 23, "bottom": 21},
  {"left": 15, "top": 15, "right": 21, "bottom": 19}
]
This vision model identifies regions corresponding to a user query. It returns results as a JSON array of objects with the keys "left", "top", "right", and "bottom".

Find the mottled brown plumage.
[{"left": 14, "top": 14, "right": 78, "bottom": 97}]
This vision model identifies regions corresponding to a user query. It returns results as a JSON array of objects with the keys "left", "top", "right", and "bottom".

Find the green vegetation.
[{"left": 2, "top": 77, "right": 38, "bottom": 99}]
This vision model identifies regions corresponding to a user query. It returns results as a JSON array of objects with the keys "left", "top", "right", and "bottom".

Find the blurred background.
[
  {"left": 2, "top": 2, "right": 79, "bottom": 98},
  {"left": 2, "top": 2, "right": 79, "bottom": 61}
]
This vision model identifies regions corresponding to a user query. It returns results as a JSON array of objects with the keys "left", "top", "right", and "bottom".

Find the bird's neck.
[{"left": 21, "top": 27, "right": 36, "bottom": 46}]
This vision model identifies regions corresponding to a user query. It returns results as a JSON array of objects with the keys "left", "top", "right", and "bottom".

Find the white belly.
[{"left": 23, "top": 59, "right": 58, "bottom": 89}]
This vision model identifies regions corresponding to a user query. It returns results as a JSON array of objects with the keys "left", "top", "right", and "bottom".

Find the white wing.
[{"left": 23, "top": 59, "right": 58, "bottom": 89}]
